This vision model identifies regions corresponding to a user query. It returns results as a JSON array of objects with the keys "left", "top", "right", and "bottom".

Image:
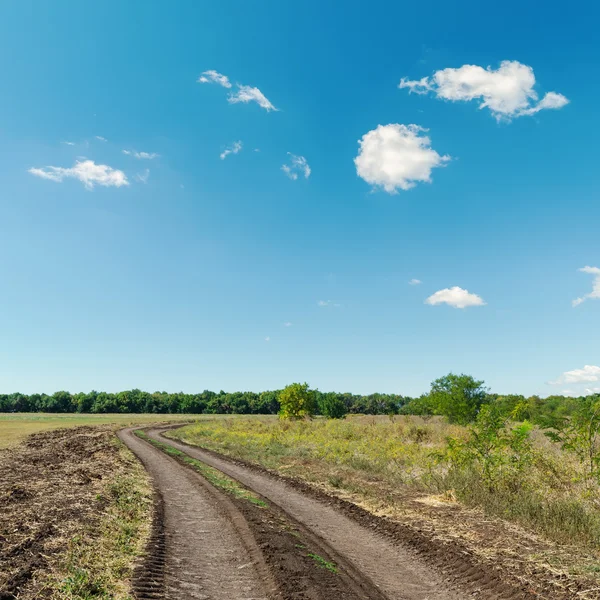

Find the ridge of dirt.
[{"left": 159, "top": 425, "right": 595, "bottom": 600}]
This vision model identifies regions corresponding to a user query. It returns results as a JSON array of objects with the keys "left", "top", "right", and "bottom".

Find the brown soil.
[
  {"left": 0, "top": 426, "right": 133, "bottom": 599},
  {"left": 156, "top": 425, "right": 599, "bottom": 600}
]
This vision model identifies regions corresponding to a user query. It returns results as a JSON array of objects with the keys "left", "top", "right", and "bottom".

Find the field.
[{"left": 0, "top": 413, "right": 210, "bottom": 448}]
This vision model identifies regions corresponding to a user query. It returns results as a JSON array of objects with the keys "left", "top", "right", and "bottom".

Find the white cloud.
[
  {"left": 584, "top": 387, "right": 600, "bottom": 396},
  {"left": 95, "top": 136, "right": 107, "bottom": 142},
  {"left": 283, "top": 322, "right": 292, "bottom": 327},
  {"left": 228, "top": 84, "right": 277, "bottom": 111},
  {"left": 123, "top": 150, "right": 159, "bottom": 160},
  {"left": 551, "top": 365, "right": 600, "bottom": 385},
  {"left": 425, "top": 286, "right": 486, "bottom": 309},
  {"left": 409, "top": 279, "right": 422, "bottom": 285},
  {"left": 62, "top": 141, "right": 76, "bottom": 146},
  {"left": 134, "top": 168, "right": 150, "bottom": 184},
  {"left": 354, "top": 124, "right": 450, "bottom": 193},
  {"left": 399, "top": 60, "right": 569, "bottom": 121},
  {"left": 265, "top": 336, "right": 271, "bottom": 342},
  {"left": 220, "top": 140, "right": 243, "bottom": 160},
  {"left": 318, "top": 300, "right": 340, "bottom": 307},
  {"left": 197, "top": 70, "right": 232, "bottom": 88},
  {"left": 29, "top": 160, "right": 128, "bottom": 190},
  {"left": 282, "top": 153, "right": 311, "bottom": 180},
  {"left": 573, "top": 266, "right": 600, "bottom": 307}
]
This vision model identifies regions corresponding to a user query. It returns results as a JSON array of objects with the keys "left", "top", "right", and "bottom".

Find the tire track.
[
  {"left": 149, "top": 426, "right": 464, "bottom": 600},
  {"left": 118, "top": 428, "right": 272, "bottom": 600}
]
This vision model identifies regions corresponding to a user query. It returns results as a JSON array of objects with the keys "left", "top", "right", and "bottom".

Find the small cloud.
[
  {"left": 550, "top": 365, "right": 600, "bottom": 385},
  {"left": 282, "top": 153, "right": 311, "bottom": 180},
  {"left": 29, "top": 159, "right": 128, "bottom": 190},
  {"left": 265, "top": 336, "right": 271, "bottom": 342},
  {"left": 425, "top": 286, "right": 486, "bottom": 309},
  {"left": 399, "top": 60, "right": 569, "bottom": 121},
  {"left": 134, "top": 169, "right": 150, "bottom": 184},
  {"left": 409, "top": 279, "right": 422, "bottom": 285},
  {"left": 283, "top": 322, "right": 292, "bottom": 327},
  {"left": 95, "top": 136, "right": 107, "bottom": 142},
  {"left": 62, "top": 141, "right": 76, "bottom": 146},
  {"left": 318, "top": 300, "right": 340, "bottom": 307},
  {"left": 197, "top": 70, "right": 232, "bottom": 88},
  {"left": 254, "top": 148, "right": 261, "bottom": 152},
  {"left": 354, "top": 124, "right": 450, "bottom": 193},
  {"left": 123, "top": 150, "right": 160, "bottom": 160},
  {"left": 220, "top": 140, "right": 243, "bottom": 160},
  {"left": 228, "top": 85, "right": 277, "bottom": 111},
  {"left": 572, "top": 266, "right": 600, "bottom": 307}
]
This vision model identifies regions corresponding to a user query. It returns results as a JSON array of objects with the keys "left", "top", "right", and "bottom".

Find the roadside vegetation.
[{"left": 168, "top": 376, "right": 600, "bottom": 562}]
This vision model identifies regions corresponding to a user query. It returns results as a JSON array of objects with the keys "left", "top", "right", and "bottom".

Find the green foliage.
[
  {"left": 435, "top": 404, "right": 533, "bottom": 490},
  {"left": 428, "top": 373, "right": 488, "bottom": 424},
  {"left": 278, "top": 383, "right": 316, "bottom": 420},
  {"left": 545, "top": 395, "right": 600, "bottom": 483},
  {"left": 317, "top": 392, "right": 347, "bottom": 419}
]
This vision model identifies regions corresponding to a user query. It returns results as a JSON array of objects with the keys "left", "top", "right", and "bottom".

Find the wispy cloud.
[
  {"left": 123, "top": 150, "right": 160, "bottom": 160},
  {"left": 400, "top": 60, "right": 569, "bottom": 121},
  {"left": 283, "top": 322, "right": 292, "bottom": 327},
  {"left": 265, "top": 336, "right": 271, "bottom": 342},
  {"left": 318, "top": 300, "right": 340, "bottom": 307},
  {"left": 409, "top": 279, "right": 422, "bottom": 285},
  {"left": 197, "top": 70, "right": 232, "bottom": 88},
  {"left": 573, "top": 266, "right": 600, "bottom": 307},
  {"left": 355, "top": 124, "right": 450, "bottom": 193},
  {"left": 282, "top": 153, "right": 311, "bottom": 180},
  {"left": 220, "top": 140, "right": 243, "bottom": 160},
  {"left": 198, "top": 70, "right": 277, "bottom": 111},
  {"left": 62, "top": 141, "right": 76, "bottom": 146},
  {"left": 29, "top": 160, "right": 128, "bottom": 190},
  {"left": 425, "top": 286, "right": 486, "bottom": 309},
  {"left": 95, "top": 136, "right": 107, "bottom": 142},
  {"left": 134, "top": 169, "right": 150, "bottom": 184}
]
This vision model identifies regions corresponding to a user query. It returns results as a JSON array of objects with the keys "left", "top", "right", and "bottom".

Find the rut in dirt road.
[
  {"left": 118, "top": 428, "right": 272, "bottom": 600},
  {"left": 150, "top": 427, "right": 464, "bottom": 600}
]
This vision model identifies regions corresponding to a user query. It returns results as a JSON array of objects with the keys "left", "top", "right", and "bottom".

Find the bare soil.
[{"left": 0, "top": 426, "right": 137, "bottom": 599}]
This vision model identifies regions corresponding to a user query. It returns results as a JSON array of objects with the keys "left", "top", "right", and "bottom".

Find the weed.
[{"left": 307, "top": 553, "right": 338, "bottom": 574}]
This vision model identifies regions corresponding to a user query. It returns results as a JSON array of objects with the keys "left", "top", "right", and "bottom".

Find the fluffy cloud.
[
  {"left": 573, "top": 266, "right": 600, "bottom": 307},
  {"left": 425, "top": 286, "right": 486, "bottom": 309},
  {"left": 409, "top": 279, "right": 422, "bottom": 285},
  {"left": 228, "top": 85, "right": 277, "bottom": 111},
  {"left": 197, "top": 70, "right": 232, "bottom": 88},
  {"left": 399, "top": 60, "right": 569, "bottom": 120},
  {"left": 550, "top": 365, "right": 600, "bottom": 385},
  {"left": 282, "top": 153, "right": 311, "bottom": 180},
  {"left": 354, "top": 124, "right": 450, "bottom": 193},
  {"left": 29, "top": 160, "right": 128, "bottom": 189},
  {"left": 123, "top": 150, "right": 159, "bottom": 160},
  {"left": 220, "top": 140, "right": 243, "bottom": 160}
]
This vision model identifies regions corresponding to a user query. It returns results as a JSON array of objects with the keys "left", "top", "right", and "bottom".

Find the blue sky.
[{"left": 1, "top": 0, "right": 599, "bottom": 397}]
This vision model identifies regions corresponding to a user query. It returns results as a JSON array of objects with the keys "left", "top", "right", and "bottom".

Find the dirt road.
[{"left": 120, "top": 425, "right": 470, "bottom": 600}]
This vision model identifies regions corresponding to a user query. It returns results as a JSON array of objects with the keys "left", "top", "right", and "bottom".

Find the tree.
[
  {"left": 317, "top": 392, "right": 347, "bottom": 419},
  {"left": 428, "top": 373, "right": 488, "bottom": 424},
  {"left": 278, "top": 383, "right": 316, "bottom": 420}
]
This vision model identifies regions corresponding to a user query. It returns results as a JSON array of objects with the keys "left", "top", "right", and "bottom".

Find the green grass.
[
  {"left": 307, "top": 553, "right": 338, "bottom": 574},
  {"left": 0, "top": 413, "right": 200, "bottom": 448},
  {"left": 134, "top": 430, "right": 267, "bottom": 507}
]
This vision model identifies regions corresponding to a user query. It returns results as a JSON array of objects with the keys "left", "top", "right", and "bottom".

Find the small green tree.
[
  {"left": 545, "top": 395, "right": 600, "bottom": 483},
  {"left": 429, "top": 373, "right": 488, "bottom": 424},
  {"left": 279, "top": 383, "right": 316, "bottom": 420},
  {"left": 318, "top": 392, "right": 347, "bottom": 419}
]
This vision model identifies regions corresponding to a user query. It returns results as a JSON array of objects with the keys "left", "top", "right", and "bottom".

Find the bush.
[{"left": 278, "top": 383, "right": 316, "bottom": 420}]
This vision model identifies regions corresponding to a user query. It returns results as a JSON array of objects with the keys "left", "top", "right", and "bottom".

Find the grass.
[
  {"left": 135, "top": 429, "right": 267, "bottom": 507},
  {"left": 168, "top": 416, "right": 600, "bottom": 560},
  {"left": 0, "top": 413, "right": 203, "bottom": 448},
  {"left": 307, "top": 553, "right": 338, "bottom": 574}
]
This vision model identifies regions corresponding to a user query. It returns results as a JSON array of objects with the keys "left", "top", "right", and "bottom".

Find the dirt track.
[{"left": 121, "top": 426, "right": 468, "bottom": 600}]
